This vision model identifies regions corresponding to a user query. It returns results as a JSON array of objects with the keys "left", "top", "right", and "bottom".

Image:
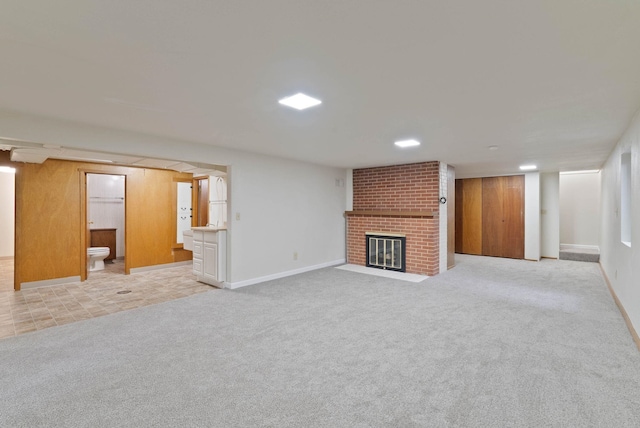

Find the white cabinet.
[{"left": 191, "top": 229, "right": 226, "bottom": 287}]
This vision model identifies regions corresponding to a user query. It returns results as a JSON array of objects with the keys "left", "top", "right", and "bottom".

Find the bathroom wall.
[
  {"left": 0, "top": 153, "right": 15, "bottom": 258},
  {"left": 88, "top": 174, "right": 125, "bottom": 258},
  {"left": 11, "top": 157, "right": 193, "bottom": 288}
]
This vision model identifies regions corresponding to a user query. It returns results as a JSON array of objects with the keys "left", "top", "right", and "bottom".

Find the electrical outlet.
[
  {"left": 235, "top": 212, "right": 240, "bottom": 221},
  {"left": 293, "top": 252, "right": 298, "bottom": 260}
]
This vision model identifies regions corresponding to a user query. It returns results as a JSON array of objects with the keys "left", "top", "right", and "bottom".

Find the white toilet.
[{"left": 87, "top": 247, "right": 110, "bottom": 271}]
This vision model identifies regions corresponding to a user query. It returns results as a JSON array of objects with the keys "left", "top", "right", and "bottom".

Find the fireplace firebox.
[{"left": 365, "top": 233, "right": 406, "bottom": 272}]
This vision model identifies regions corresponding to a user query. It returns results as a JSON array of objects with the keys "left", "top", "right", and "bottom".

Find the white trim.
[
  {"left": 225, "top": 259, "right": 345, "bottom": 290},
  {"left": 129, "top": 260, "right": 192, "bottom": 274},
  {"left": 21, "top": 276, "right": 81, "bottom": 290},
  {"left": 560, "top": 244, "right": 600, "bottom": 252},
  {"left": 365, "top": 232, "right": 406, "bottom": 238},
  {"left": 439, "top": 162, "right": 448, "bottom": 274}
]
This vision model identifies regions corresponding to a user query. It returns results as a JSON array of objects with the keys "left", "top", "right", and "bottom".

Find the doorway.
[
  {"left": 86, "top": 173, "right": 126, "bottom": 277},
  {"left": 0, "top": 164, "right": 15, "bottom": 292},
  {"left": 193, "top": 176, "right": 209, "bottom": 227}
]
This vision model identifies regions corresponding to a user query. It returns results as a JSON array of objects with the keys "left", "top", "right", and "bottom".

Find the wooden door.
[
  {"left": 455, "top": 178, "right": 483, "bottom": 255},
  {"left": 482, "top": 176, "right": 524, "bottom": 259},
  {"left": 482, "top": 177, "right": 504, "bottom": 257},
  {"left": 193, "top": 177, "right": 209, "bottom": 227},
  {"left": 502, "top": 175, "right": 525, "bottom": 259}
]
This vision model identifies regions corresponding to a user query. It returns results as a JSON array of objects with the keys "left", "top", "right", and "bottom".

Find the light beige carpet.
[{"left": 1, "top": 254, "right": 639, "bottom": 427}]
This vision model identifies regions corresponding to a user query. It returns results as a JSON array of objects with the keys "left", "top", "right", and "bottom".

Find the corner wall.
[
  {"left": 0, "top": 152, "right": 15, "bottom": 257},
  {"left": 600, "top": 110, "right": 640, "bottom": 337},
  {"left": 540, "top": 173, "right": 560, "bottom": 258},
  {"left": 524, "top": 172, "right": 541, "bottom": 261},
  {"left": 559, "top": 171, "right": 601, "bottom": 249}
]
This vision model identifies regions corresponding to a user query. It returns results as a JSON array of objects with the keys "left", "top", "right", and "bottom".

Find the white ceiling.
[{"left": 1, "top": 1, "right": 639, "bottom": 177}]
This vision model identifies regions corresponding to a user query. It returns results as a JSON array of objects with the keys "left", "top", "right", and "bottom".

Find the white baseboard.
[
  {"left": 225, "top": 259, "right": 346, "bottom": 290},
  {"left": 560, "top": 244, "right": 600, "bottom": 252},
  {"left": 21, "top": 276, "right": 81, "bottom": 290},
  {"left": 129, "top": 260, "right": 192, "bottom": 274}
]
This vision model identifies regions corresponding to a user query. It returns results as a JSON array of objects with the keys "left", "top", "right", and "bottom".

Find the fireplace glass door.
[{"left": 366, "top": 235, "right": 406, "bottom": 272}]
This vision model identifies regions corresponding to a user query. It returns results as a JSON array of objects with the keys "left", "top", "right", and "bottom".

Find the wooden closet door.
[
  {"left": 482, "top": 177, "right": 505, "bottom": 257},
  {"left": 482, "top": 176, "right": 524, "bottom": 259},
  {"left": 502, "top": 175, "right": 525, "bottom": 259},
  {"left": 455, "top": 178, "right": 483, "bottom": 255}
]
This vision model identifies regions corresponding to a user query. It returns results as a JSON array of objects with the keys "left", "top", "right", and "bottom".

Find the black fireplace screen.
[{"left": 365, "top": 234, "right": 406, "bottom": 272}]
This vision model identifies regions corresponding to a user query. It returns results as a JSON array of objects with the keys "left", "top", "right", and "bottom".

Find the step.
[{"left": 559, "top": 250, "right": 600, "bottom": 263}]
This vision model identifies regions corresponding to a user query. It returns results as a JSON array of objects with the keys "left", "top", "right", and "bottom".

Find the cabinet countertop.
[{"left": 191, "top": 227, "right": 227, "bottom": 232}]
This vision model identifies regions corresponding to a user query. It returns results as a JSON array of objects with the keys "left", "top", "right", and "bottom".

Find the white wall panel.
[
  {"left": 559, "top": 171, "right": 601, "bottom": 248},
  {"left": 0, "top": 171, "right": 15, "bottom": 257},
  {"left": 600, "top": 109, "right": 640, "bottom": 337},
  {"left": 540, "top": 173, "right": 560, "bottom": 258}
]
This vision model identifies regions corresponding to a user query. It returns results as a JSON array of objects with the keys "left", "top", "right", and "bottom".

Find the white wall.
[
  {"left": 524, "top": 172, "right": 541, "bottom": 261},
  {"left": 600, "top": 109, "right": 640, "bottom": 337},
  {"left": 0, "top": 109, "right": 347, "bottom": 286},
  {"left": 345, "top": 169, "right": 353, "bottom": 211},
  {"left": 439, "top": 162, "right": 449, "bottom": 273},
  {"left": 226, "top": 156, "right": 346, "bottom": 285},
  {"left": 0, "top": 170, "right": 15, "bottom": 257},
  {"left": 88, "top": 174, "right": 125, "bottom": 257},
  {"left": 559, "top": 171, "right": 601, "bottom": 248},
  {"left": 540, "top": 172, "right": 560, "bottom": 258}
]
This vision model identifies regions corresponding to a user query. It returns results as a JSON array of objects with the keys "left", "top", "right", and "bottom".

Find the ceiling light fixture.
[
  {"left": 57, "top": 156, "right": 114, "bottom": 163},
  {"left": 0, "top": 166, "right": 16, "bottom": 174},
  {"left": 560, "top": 169, "right": 600, "bottom": 175},
  {"left": 488, "top": 145, "right": 499, "bottom": 151},
  {"left": 519, "top": 164, "right": 537, "bottom": 171},
  {"left": 394, "top": 139, "right": 421, "bottom": 148},
  {"left": 278, "top": 93, "right": 322, "bottom": 110}
]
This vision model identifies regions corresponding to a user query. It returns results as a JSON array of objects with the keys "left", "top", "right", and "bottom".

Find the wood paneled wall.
[
  {"left": 455, "top": 178, "right": 483, "bottom": 255},
  {"left": 12, "top": 157, "right": 192, "bottom": 289}
]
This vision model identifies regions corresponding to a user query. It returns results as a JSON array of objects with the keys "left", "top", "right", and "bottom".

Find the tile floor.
[{"left": 0, "top": 259, "right": 212, "bottom": 340}]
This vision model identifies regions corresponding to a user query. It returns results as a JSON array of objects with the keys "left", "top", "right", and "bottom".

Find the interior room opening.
[{"left": 87, "top": 173, "right": 125, "bottom": 276}]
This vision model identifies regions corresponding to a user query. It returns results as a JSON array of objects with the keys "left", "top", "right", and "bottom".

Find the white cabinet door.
[{"left": 203, "top": 243, "right": 218, "bottom": 281}]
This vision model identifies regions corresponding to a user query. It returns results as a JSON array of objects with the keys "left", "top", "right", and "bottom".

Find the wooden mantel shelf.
[{"left": 345, "top": 210, "right": 436, "bottom": 218}]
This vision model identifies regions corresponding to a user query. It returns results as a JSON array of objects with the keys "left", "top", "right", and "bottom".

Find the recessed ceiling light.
[
  {"left": 488, "top": 145, "right": 499, "bottom": 151},
  {"left": 278, "top": 93, "right": 322, "bottom": 110},
  {"left": 560, "top": 169, "right": 600, "bottom": 175},
  {"left": 394, "top": 139, "right": 421, "bottom": 148},
  {"left": 519, "top": 164, "right": 537, "bottom": 171}
]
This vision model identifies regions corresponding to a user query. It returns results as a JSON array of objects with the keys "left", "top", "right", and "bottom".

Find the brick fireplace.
[{"left": 346, "top": 161, "right": 441, "bottom": 276}]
